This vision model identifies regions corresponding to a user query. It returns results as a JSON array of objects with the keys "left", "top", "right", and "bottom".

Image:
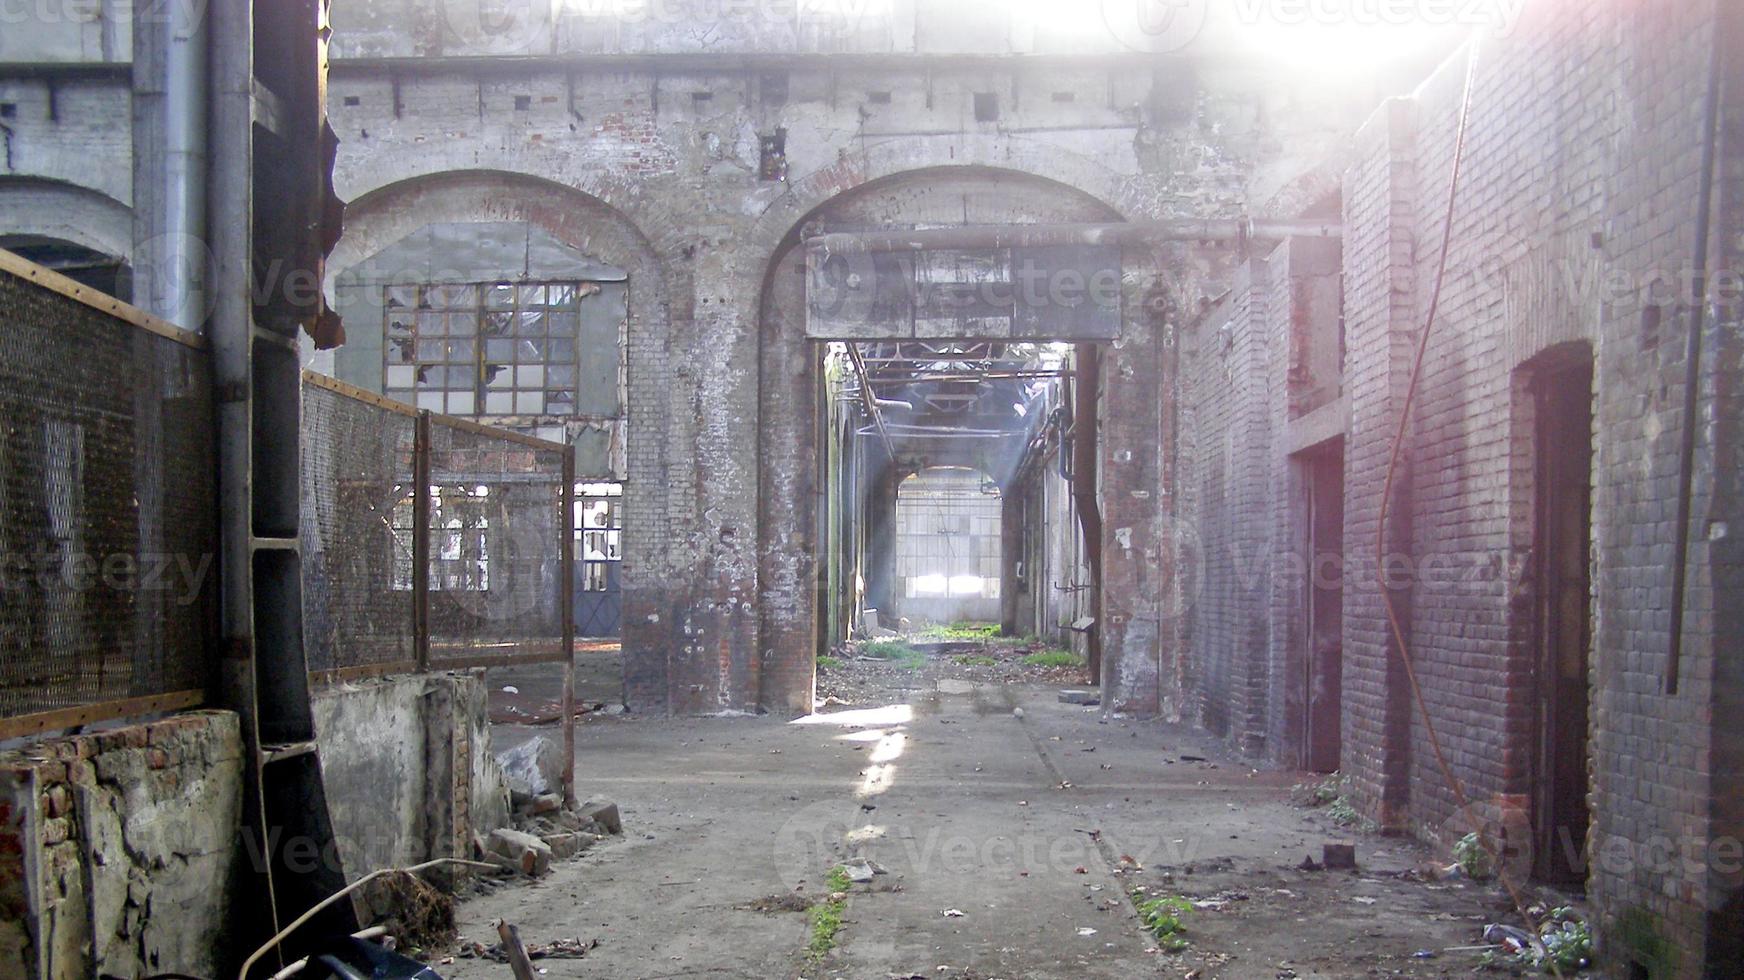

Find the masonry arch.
[
  {"left": 752, "top": 161, "right": 1143, "bottom": 715},
  {"left": 325, "top": 169, "right": 674, "bottom": 704},
  {"left": 0, "top": 178, "right": 134, "bottom": 296}
]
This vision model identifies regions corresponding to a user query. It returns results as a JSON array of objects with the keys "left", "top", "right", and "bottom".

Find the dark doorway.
[
  {"left": 1530, "top": 356, "right": 1593, "bottom": 885},
  {"left": 1302, "top": 441, "right": 1344, "bottom": 773}
]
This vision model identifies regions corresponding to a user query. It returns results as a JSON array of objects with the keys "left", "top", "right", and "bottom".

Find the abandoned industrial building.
[{"left": 0, "top": 0, "right": 1740, "bottom": 976}]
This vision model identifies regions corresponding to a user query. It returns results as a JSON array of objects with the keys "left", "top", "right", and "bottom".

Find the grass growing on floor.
[
  {"left": 860, "top": 640, "right": 927, "bottom": 669},
  {"left": 953, "top": 655, "right": 997, "bottom": 666},
  {"left": 1021, "top": 649, "right": 1085, "bottom": 668},
  {"left": 918, "top": 622, "right": 1001, "bottom": 639},
  {"left": 817, "top": 655, "right": 844, "bottom": 672},
  {"left": 1134, "top": 894, "right": 1192, "bottom": 952},
  {"left": 806, "top": 865, "right": 852, "bottom": 964}
]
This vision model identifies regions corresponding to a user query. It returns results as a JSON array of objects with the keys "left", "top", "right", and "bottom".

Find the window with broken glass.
[
  {"left": 575, "top": 482, "right": 623, "bottom": 593},
  {"left": 390, "top": 487, "right": 492, "bottom": 591},
  {"left": 383, "top": 281, "right": 596, "bottom": 416}
]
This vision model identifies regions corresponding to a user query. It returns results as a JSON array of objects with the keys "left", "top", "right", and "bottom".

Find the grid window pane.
[{"left": 384, "top": 279, "right": 604, "bottom": 418}]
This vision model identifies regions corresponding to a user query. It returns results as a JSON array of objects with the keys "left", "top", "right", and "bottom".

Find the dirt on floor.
[{"left": 415, "top": 636, "right": 1597, "bottom": 980}]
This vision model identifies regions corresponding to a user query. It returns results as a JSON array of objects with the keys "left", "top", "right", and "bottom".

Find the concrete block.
[
  {"left": 576, "top": 800, "right": 622, "bottom": 835},
  {"left": 1322, "top": 842, "right": 1357, "bottom": 871},
  {"left": 489, "top": 828, "right": 553, "bottom": 876}
]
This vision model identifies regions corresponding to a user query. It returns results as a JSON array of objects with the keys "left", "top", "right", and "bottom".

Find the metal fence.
[
  {"left": 300, "top": 373, "right": 575, "bottom": 680},
  {"left": 0, "top": 252, "right": 216, "bottom": 738}
]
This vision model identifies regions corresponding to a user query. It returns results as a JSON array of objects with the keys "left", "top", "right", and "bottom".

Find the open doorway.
[
  {"left": 894, "top": 466, "right": 1003, "bottom": 627},
  {"left": 1525, "top": 350, "right": 1593, "bottom": 885},
  {"left": 1300, "top": 440, "right": 1344, "bottom": 773}
]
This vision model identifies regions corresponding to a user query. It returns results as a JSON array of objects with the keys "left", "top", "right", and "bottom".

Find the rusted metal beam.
[
  {"left": 847, "top": 343, "right": 898, "bottom": 462},
  {"left": 806, "top": 218, "right": 1342, "bottom": 254}
]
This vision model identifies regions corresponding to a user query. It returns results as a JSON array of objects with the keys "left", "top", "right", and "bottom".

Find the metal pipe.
[
  {"left": 805, "top": 218, "right": 1341, "bottom": 255},
  {"left": 133, "top": 0, "right": 210, "bottom": 330},
  {"left": 1666, "top": 6, "right": 1726, "bottom": 696},
  {"left": 847, "top": 343, "right": 898, "bottom": 461}
]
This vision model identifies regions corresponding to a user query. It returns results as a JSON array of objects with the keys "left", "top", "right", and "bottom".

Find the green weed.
[{"left": 1021, "top": 649, "right": 1084, "bottom": 668}]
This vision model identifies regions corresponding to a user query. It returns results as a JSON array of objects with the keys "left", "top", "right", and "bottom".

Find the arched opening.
[
  {"left": 0, "top": 235, "right": 131, "bottom": 301},
  {"left": 757, "top": 166, "right": 1121, "bottom": 713}
]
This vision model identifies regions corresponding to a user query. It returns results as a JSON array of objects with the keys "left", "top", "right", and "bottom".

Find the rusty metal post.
[
  {"left": 560, "top": 445, "right": 577, "bottom": 806},
  {"left": 413, "top": 410, "right": 431, "bottom": 672}
]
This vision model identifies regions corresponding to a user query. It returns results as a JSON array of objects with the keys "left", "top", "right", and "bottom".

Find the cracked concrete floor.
[{"left": 437, "top": 660, "right": 1517, "bottom": 979}]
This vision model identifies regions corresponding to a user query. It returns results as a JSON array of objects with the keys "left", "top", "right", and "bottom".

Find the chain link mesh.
[
  {"left": 426, "top": 417, "right": 567, "bottom": 668},
  {"left": 300, "top": 381, "right": 419, "bottom": 674},
  {"left": 0, "top": 268, "right": 216, "bottom": 721}
]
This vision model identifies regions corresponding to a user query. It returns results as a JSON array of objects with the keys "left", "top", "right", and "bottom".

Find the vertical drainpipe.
[{"left": 133, "top": 0, "right": 210, "bottom": 331}]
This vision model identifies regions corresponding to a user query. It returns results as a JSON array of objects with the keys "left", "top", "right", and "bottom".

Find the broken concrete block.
[
  {"left": 497, "top": 736, "right": 563, "bottom": 798},
  {"left": 1058, "top": 689, "right": 1101, "bottom": 705},
  {"left": 1322, "top": 842, "right": 1357, "bottom": 870},
  {"left": 576, "top": 800, "right": 622, "bottom": 835},
  {"left": 542, "top": 832, "right": 597, "bottom": 861},
  {"left": 530, "top": 793, "right": 562, "bottom": 815},
  {"left": 489, "top": 828, "right": 553, "bottom": 876}
]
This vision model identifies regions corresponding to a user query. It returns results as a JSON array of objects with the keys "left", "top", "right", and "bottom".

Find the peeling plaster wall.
[
  {"left": 312, "top": 672, "right": 510, "bottom": 882},
  {"left": 0, "top": 711, "right": 243, "bottom": 980}
]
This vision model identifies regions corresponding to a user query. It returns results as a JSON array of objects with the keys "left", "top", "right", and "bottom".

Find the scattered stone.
[
  {"left": 542, "top": 832, "right": 595, "bottom": 861},
  {"left": 576, "top": 800, "right": 623, "bottom": 835},
  {"left": 1058, "top": 690, "right": 1100, "bottom": 706},
  {"left": 498, "top": 736, "right": 563, "bottom": 798},
  {"left": 529, "top": 793, "right": 563, "bottom": 815},
  {"left": 1297, "top": 854, "right": 1323, "bottom": 872},
  {"left": 1322, "top": 842, "right": 1357, "bottom": 871},
  {"left": 489, "top": 828, "right": 554, "bottom": 876}
]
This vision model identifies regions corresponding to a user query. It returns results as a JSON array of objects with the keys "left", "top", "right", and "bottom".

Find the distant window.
[
  {"left": 0, "top": 103, "right": 15, "bottom": 119},
  {"left": 390, "top": 488, "right": 491, "bottom": 591},
  {"left": 343, "top": 95, "right": 361, "bottom": 107},
  {"left": 383, "top": 281, "right": 594, "bottom": 417},
  {"left": 514, "top": 94, "right": 532, "bottom": 110},
  {"left": 973, "top": 92, "right": 999, "bottom": 122},
  {"left": 575, "top": 482, "right": 623, "bottom": 593}
]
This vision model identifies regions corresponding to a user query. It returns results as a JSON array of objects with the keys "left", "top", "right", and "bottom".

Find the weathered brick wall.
[
  {"left": 1178, "top": 234, "right": 1341, "bottom": 768},
  {"left": 1331, "top": 1, "right": 1738, "bottom": 973},
  {"left": 0, "top": 711, "right": 243, "bottom": 980}
]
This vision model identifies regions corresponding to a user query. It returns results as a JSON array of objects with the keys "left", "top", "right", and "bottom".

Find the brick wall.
[
  {"left": 1330, "top": 1, "right": 1738, "bottom": 973},
  {"left": 0, "top": 711, "right": 244, "bottom": 980}
]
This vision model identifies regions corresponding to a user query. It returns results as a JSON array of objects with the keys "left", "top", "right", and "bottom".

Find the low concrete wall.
[
  {"left": 313, "top": 671, "right": 510, "bottom": 882},
  {"left": 0, "top": 710, "right": 245, "bottom": 980}
]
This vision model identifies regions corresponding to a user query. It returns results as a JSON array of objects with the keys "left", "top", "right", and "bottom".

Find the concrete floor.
[{"left": 440, "top": 658, "right": 1518, "bottom": 979}]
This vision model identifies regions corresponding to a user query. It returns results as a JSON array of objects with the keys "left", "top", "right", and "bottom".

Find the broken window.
[
  {"left": 390, "top": 486, "right": 491, "bottom": 591},
  {"left": 574, "top": 482, "right": 623, "bottom": 593},
  {"left": 383, "top": 281, "right": 612, "bottom": 417}
]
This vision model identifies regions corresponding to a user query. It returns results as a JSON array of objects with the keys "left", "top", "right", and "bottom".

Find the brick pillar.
[
  {"left": 1340, "top": 98, "right": 1418, "bottom": 829},
  {"left": 1100, "top": 272, "right": 1168, "bottom": 716}
]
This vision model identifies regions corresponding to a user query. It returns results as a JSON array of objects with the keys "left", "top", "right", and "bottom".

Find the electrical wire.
[{"left": 1369, "top": 36, "right": 1560, "bottom": 974}]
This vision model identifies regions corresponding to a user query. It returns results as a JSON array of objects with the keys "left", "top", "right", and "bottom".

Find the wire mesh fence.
[
  {"left": 425, "top": 415, "right": 572, "bottom": 669},
  {"left": 0, "top": 256, "right": 216, "bottom": 736},
  {"left": 300, "top": 374, "right": 574, "bottom": 679},
  {"left": 300, "top": 376, "right": 420, "bottom": 677}
]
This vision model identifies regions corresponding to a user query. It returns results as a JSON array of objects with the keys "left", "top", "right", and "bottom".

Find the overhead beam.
[
  {"left": 846, "top": 343, "right": 897, "bottom": 462},
  {"left": 806, "top": 217, "right": 1342, "bottom": 254}
]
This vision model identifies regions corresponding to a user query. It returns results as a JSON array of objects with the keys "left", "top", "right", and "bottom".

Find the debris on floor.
[
  {"left": 355, "top": 869, "right": 458, "bottom": 952},
  {"left": 471, "top": 796, "right": 623, "bottom": 880}
]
